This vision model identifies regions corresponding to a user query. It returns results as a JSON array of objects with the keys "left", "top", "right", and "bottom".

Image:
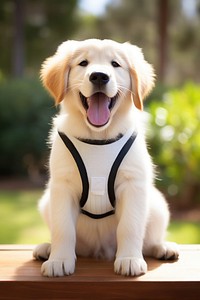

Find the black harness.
[{"left": 58, "top": 131, "right": 137, "bottom": 219}]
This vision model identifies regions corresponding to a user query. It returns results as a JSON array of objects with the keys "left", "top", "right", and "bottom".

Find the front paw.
[
  {"left": 41, "top": 258, "right": 75, "bottom": 277},
  {"left": 114, "top": 257, "right": 147, "bottom": 276}
]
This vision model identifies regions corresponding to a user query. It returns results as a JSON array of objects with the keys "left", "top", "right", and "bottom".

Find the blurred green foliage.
[
  {"left": 0, "top": 78, "right": 56, "bottom": 179},
  {"left": 148, "top": 82, "right": 200, "bottom": 208},
  {"left": 0, "top": 0, "right": 79, "bottom": 77}
]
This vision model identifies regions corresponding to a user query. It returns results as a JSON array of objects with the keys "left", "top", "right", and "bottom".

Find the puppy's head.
[{"left": 41, "top": 39, "right": 155, "bottom": 129}]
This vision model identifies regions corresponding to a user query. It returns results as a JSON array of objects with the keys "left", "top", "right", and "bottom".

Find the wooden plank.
[{"left": 0, "top": 245, "right": 200, "bottom": 299}]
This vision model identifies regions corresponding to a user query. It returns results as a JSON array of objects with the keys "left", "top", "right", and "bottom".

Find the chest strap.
[
  {"left": 107, "top": 131, "right": 137, "bottom": 207},
  {"left": 58, "top": 131, "right": 137, "bottom": 219},
  {"left": 58, "top": 131, "right": 89, "bottom": 208}
]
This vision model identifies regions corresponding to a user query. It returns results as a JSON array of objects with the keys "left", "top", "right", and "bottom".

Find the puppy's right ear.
[{"left": 40, "top": 40, "right": 77, "bottom": 104}]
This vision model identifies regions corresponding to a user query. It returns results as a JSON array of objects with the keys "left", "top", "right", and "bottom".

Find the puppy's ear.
[
  {"left": 40, "top": 41, "right": 77, "bottom": 104},
  {"left": 125, "top": 43, "right": 155, "bottom": 110}
]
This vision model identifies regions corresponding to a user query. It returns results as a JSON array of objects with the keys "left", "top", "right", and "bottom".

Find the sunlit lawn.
[
  {"left": 0, "top": 190, "right": 50, "bottom": 244},
  {"left": 0, "top": 190, "right": 199, "bottom": 244},
  {"left": 168, "top": 221, "right": 200, "bottom": 244}
]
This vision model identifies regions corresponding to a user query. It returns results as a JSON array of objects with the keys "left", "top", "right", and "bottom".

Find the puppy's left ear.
[
  {"left": 40, "top": 40, "right": 78, "bottom": 104},
  {"left": 125, "top": 43, "right": 155, "bottom": 110}
]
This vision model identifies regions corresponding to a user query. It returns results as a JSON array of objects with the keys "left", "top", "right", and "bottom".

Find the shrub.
[
  {"left": 0, "top": 78, "right": 56, "bottom": 180},
  {"left": 148, "top": 82, "right": 200, "bottom": 209}
]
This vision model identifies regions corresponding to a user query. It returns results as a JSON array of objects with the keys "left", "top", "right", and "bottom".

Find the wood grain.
[{"left": 0, "top": 245, "right": 199, "bottom": 299}]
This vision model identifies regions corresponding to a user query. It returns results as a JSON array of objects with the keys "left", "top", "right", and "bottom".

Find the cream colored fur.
[{"left": 33, "top": 39, "right": 179, "bottom": 277}]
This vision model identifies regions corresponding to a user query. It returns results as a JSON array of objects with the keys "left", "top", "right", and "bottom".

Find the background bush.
[
  {"left": 0, "top": 78, "right": 56, "bottom": 181},
  {"left": 148, "top": 82, "right": 200, "bottom": 209}
]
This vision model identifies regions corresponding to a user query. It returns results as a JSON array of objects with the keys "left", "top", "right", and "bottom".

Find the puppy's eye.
[
  {"left": 79, "top": 60, "right": 88, "bottom": 67},
  {"left": 111, "top": 61, "right": 120, "bottom": 68}
]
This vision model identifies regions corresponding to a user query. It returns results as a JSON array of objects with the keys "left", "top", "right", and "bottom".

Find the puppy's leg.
[
  {"left": 33, "top": 189, "right": 51, "bottom": 260},
  {"left": 41, "top": 181, "right": 78, "bottom": 277},
  {"left": 114, "top": 186, "right": 148, "bottom": 276},
  {"left": 143, "top": 187, "right": 179, "bottom": 260}
]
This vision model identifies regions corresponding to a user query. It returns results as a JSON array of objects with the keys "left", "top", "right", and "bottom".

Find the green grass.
[
  {"left": 0, "top": 190, "right": 50, "bottom": 244},
  {"left": 0, "top": 190, "right": 199, "bottom": 244},
  {"left": 168, "top": 221, "right": 200, "bottom": 244}
]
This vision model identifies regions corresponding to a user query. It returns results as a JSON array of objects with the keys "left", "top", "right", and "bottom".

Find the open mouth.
[{"left": 79, "top": 92, "right": 118, "bottom": 127}]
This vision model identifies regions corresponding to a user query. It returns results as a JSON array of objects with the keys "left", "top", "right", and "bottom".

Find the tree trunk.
[
  {"left": 158, "top": 0, "right": 169, "bottom": 82},
  {"left": 12, "top": 0, "right": 25, "bottom": 77}
]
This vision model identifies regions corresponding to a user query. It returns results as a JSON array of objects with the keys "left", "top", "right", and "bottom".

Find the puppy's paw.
[
  {"left": 114, "top": 257, "right": 147, "bottom": 276},
  {"left": 41, "top": 258, "right": 75, "bottom": 277},
  {"left": 153, "top": 242, "right": 179, "bottom": 260},
  {"left": 33, "top": 243, "right": 51, "bottom": 261}
]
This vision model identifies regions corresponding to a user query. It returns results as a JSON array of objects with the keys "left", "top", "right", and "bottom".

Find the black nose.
[{"left": 89, "top": 72, "right": 109, "bottom": 86}]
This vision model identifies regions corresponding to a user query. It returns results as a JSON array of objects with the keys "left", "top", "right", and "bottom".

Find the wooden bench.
[{"left": 0, "top": 245, "right": 199, "bottom": 299}]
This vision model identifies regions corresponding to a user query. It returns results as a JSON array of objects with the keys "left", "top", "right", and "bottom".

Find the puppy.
[{"left": 33, "top": 39, "right": 179, "bottom": 277}]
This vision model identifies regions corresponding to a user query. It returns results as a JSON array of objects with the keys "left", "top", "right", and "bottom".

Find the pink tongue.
[{"left": 87, "top": 93, "right": 110, "bottom": 126}]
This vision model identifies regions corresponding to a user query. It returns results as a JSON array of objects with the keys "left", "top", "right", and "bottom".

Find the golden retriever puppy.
[{"left": 33, "top": 39, "right": 179, "bottom": 277}]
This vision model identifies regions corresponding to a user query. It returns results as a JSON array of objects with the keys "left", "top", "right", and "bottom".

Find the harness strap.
[
  {"left": 81, "top": 209, "right": 115, "bottom": 219},
  {"left": 58, "top": 132, "right": 89, "bottom": 207},
  {"left": 107, "top": 131, "right": 137, "bottom": 207},
  {"left": 58, "top": 131, "right": 137, "bottom": 219}
]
